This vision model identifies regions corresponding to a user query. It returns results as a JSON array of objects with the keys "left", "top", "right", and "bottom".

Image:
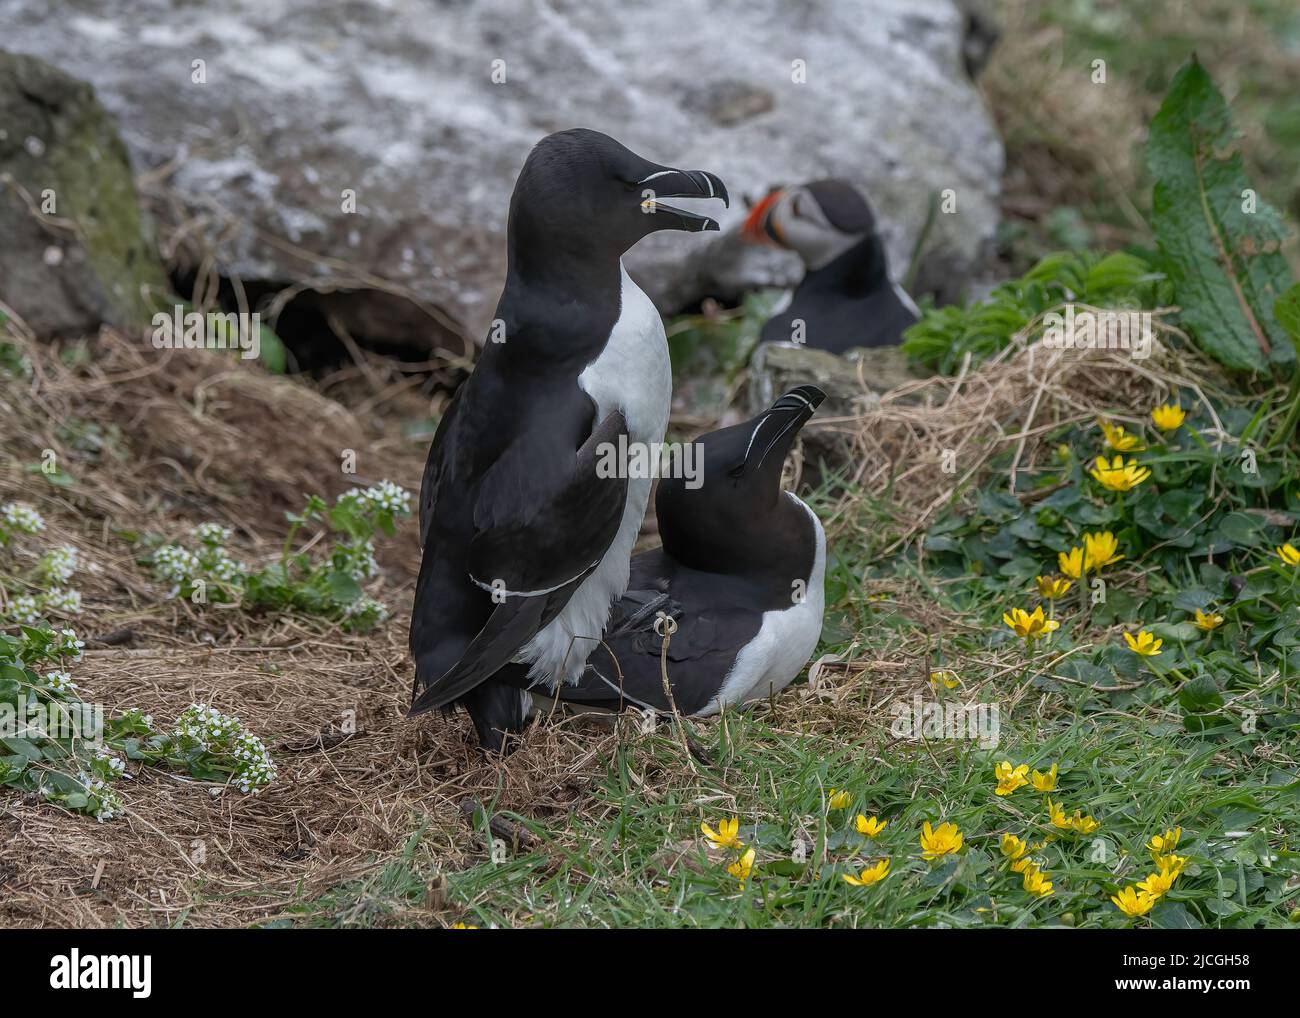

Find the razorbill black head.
[
  {"left": 509, "top": 128, "right": 729, "bottom": 266},
  {"left": 742, "top": 179, "right": 876, "bottom": 271},
  {"left": 656, "top": 384, "right": 826, "bottom": 577}
]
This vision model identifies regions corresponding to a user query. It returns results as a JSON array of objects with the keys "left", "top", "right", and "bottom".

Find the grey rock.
[
  {"left": 0, "top": 50, "right": 168, "bottom": 338},
  {"left": 1, "top": 0, "right": 1003, "bottom": 344}
]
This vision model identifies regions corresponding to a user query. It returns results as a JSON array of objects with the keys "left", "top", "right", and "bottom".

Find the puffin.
[
  {"left": 499, "top": 384, "right": 827, "bottom": 723},
  {"left": 408, "top": 128, "right": 728, "bottom": 752},
  {"left": 742, "top": 179, "right": 920, "bottom": 354}
]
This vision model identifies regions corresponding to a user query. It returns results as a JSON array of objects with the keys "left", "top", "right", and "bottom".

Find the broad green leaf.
[
  {"left": 1147, "top": 58, "right": 1294, "bottom": 373},
  {"left": 1276, "top": 283, "right": 1300, "bottom": 347}
]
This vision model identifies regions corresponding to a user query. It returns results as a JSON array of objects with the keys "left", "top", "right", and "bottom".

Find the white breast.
[
  {"left": 700, "top": 494, "right": 826, "bottom": 715},
  {"left": 519, "top": 262, "right": 671, "bottom": 688}
]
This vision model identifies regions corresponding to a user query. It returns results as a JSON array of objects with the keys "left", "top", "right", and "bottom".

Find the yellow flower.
[
  {"left": 1048, "top": 796, "right": 1099, "bottom": 833},
  {"left": 1193, "top": 609, "right": 1224, "bottom": 631},
  {"left": 1090, "top": 455, "right": 1152, "bottom": 492},
  {"left": 1002, "top": 605, "right": 1060, "bottom": 640},
  {"left": 1278, "top": 543, "right": 1300, "bottom": 567},
  {"left": 1099, "top": 419, "right": 1145, "bottom": 452},
  {"left": 1071, "top": 812, "right": 1100, "bottom": 834},
  {"left": 855, "top": 814, "right": 887, "bottom": 837},
  {"left": 1124, "top": 630, "right": 1163, "bottom": 657},
  {"left": 842, "top": 858, "right": 891, "bottom": 886},
  {"left": 1083, "top": 531, "right": 1124, "bottom": 570},
  {"left": 700, "top": 816, "right": 742, "bottom": 849},
  {"left": 930, "top": 669, "right": 960, "bottom": 689},
  {"left": 727, "top": 847, "right": 756, "bottom": 889},
  {"left": 1151, "top": 403, "right": 1185, "bottom": 432},
  {"left": 1137, "top": 866, "right": 1179, "bottom": 898},
  {"left": 1146, "top": 827, "right": 1181, "bottom": 856},
  {"left": 1010, "top": 855, "right": 1036, "bottom": 874},
  {"left": 1023, "top": 866, "right": 1054, "bottom": 897},
  {"left": 1154, "top": 853, "right": 1187, "bottom": 876},
  {"left": 1031, "top": 763, "right": 1058, "bottom": 792},
  {"left": 827, "top": 788, "right": 851, "bottom": 810},
  {"left": 1112, "top": 885, "right": 1157, "bottom": 917},
  {"left": 1036, "top": 575, "right": 1072, "bottom": 599},
  {"left": 450, "top": 921, "right": 478, "bottom": 929},
  {"left": 1000, "top": 833, "right": 1028, "bottom": 860},
  {"left": 1058, "top": 546, "right": 1085, "bottom": 579},
  {"left": 920, "top": 821, "right": 963, "bottom": 860},
  {"left": 994, "top": 760, "right": 1030, "bottom": 797}
]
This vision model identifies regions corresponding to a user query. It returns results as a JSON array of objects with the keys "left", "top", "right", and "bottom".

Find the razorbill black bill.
[
  {"left": 408, "top": 128, "right": 728, "bottom": 751},
  {"left": 743, "top": 179, "right": 919, "bottom": 354},
  {"left": 499, "top": 384, "right": 827, "bottom": 722}
]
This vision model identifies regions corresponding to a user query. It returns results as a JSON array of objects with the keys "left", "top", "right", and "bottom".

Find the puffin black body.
[
  {"left": 408, "top": 129, "right": 728, "bottom": 751},
  {"left": 743, "top": 179, "right": 919, "bottom": 354},
  {"left": 498, "top": 385, "right": 827, "bottom": 721}
]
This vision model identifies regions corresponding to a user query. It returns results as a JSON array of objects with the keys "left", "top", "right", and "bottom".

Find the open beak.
[
  {"left": 637, "top": 167, "right": 729, "bottom": 232},
  {"left": 741, "top": 187, "right": 787, "bottom": 246},
  {"left": 746, "top": 384, "right": 826, "bottom": 471}
]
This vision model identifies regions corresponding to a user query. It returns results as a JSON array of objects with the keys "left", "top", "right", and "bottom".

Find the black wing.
[
  {"left": 521, "top": 592, "right": 761, "bottom": 716},
  {"left": 409, "top": 410, "right": 629, "bottom": 715},
  {"left": 419, "top": 388, "right": 462, "bottom": 550}
]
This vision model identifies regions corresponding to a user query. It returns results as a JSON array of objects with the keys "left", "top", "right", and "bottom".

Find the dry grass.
[{"left": 806, "top": 311, "right": 1236, "bottom": 552}]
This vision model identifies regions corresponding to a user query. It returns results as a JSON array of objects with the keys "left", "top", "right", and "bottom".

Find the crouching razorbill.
[
  {"left": 498, "top": 384, "right": 828, "bottom": 723},
  {"left": 742, "top": 179, "right": 919, "bottom": 353},
  {"left": 408, "top": 128, "right": 728, "bottom": 751}
]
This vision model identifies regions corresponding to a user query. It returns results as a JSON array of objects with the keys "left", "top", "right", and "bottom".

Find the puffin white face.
[{"left": 742, "top": 180, "right": 875, "bottom": 272}]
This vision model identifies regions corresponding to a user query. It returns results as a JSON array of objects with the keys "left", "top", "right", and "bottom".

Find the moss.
[{"left": 0, "top": 50, "right": 169, "bottom": 332}]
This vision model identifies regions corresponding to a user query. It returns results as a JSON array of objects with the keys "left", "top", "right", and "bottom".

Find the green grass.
[
  {"left": 289, "top": 473, "right": 1297, "bottom": 928},
  {"left": 289, "top": 689, "right": 1296, "bottom": 928}
]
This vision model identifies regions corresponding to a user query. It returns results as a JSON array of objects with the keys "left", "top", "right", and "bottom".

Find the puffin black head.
[
  {"left": 509, "top": 128, "right": 729, "bottom": 263},
  {"left": 657, "top": 385, "right": 825, "bottom": 575},
  {"left": 742, "top": 179, "right": 877, "bottom": 271}
]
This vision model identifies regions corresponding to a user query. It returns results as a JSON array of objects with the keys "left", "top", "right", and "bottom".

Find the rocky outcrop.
[
  {"left": 0, "top": 50, "right": 168, "bottom": 338},
  {"left": 0, "top": 0, "right": 1003, "bottom": 345}
]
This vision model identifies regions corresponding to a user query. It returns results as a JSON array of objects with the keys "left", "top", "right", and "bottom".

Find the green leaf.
[
  {"left": 1276, "top": 283, "right": 1300, "bottom": 348},
  {"left": 256, "top": 324, "right": 288, "bottom": 374},
  {"left": 324, "top": 570, "right": 363, "bottom": 605},
  {"left": 1179, "top": 674, "right": 1225, "bottom": 725},
  {"left": 1147, "top": 58, "right": 1294, "bottom": 373}
]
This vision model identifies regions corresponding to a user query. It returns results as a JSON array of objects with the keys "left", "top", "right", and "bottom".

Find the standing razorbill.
[
  {"left": 408, "top": 128, "right": 728, "bottom": 751},
  {"left": 743, "top": 180, "right": 919, "bottom": 353},
  {"left": 499, "top": 384, "right": 827, "bottom": 721}
]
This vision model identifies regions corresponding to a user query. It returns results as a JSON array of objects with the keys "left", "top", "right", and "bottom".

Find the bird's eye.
[{"left": 790, "top": 195, "right": 803, "bottom": 217}]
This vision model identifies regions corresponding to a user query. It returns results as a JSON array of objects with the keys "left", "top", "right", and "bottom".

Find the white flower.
[
  {"left": 56, "top": 628, "right": 85, "bottom": 660},
  {"left": 6, "top": 595, "right": 39, "bottom": 623},
  {"left": 366, "top": 479, "right": 412, "bottom": 515},
  {"left": 46, "top": 669, "right": 77, "bottom": 692},
  {"left": 339, "top": 480, "right": 411, "bottom": 516},
  {"left": 44, "top": 588, "right": 82, "bottom": 614},
  {"left": 205, "top": 548, "right": 245, "bottom": 583},
  {"left": 40, "top": 545, "right": 78, "bottom": 583},
  {"left": 1, "top": 502, "right": 45, "bottom": 534},
  {"left": 194, "top": 522, "right": 233, "bottom": 547},
  {"left": 153, "top": 544, "right": 199, "bottom": 584}
]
